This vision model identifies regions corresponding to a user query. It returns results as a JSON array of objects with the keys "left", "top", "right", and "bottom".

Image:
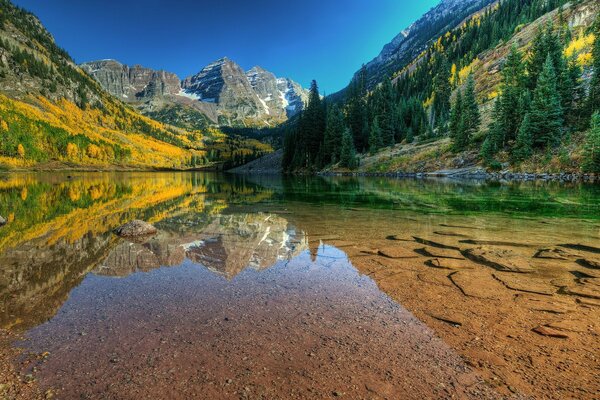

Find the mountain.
[
  {"left": 81, "top": 57, "right": 309, "bottom": 128},
  {"left": 347, "top": 0, "right": 496, "bottom": 91},
  {"left": 0, "top": 0, "right": 272, "bottom": 170}
]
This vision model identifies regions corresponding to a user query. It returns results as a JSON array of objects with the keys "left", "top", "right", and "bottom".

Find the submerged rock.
[
  {"left": 463, "top": 247, "right": 535, "bottom": 273},
  {"left": 0, "top": 215, "right": 5, "bottom": 226},
  {"left": 532, "top": 326, "right": 569, "bottom": 339},
  {"left": 114, "top": 220, "right": 157, "bottom": 237}
]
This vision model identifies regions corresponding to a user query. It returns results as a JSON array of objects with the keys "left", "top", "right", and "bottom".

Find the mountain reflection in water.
[{"left": 0, "top": 172, "right": 599, "bottom": 399}]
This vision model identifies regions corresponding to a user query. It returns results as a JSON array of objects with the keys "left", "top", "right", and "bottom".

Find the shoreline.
[{"left": 318, "top": 167, "right": 599, "bottom": 183}]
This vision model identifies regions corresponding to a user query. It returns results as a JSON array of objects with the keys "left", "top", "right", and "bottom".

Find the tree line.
[{"left": 282, "top": 0, "right": 600, "bottom": 173}]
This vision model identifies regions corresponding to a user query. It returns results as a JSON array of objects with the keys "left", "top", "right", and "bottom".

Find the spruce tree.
[
  {"left": 512, "top": 113, "right": 533, "bottom": 162},
  {"left": 369, "top": 117, "right": 384, "bottom": 154},
  {"left": 586, "top": 16, "right": 600, "bottom": 122},
  {"left": 299, "top": 80, "right": 326, "bottom": 168},
  {"left": 432, "top": 56, "right": 452, "bottom": 127},
  {"left": 340, "top": 128, "right": 358, "bottom": 169},
  {"left": 449, "top": 90, "right": 463, "bottom": 141},
  {"left": 323, "top": 104, "right": 345, "bottom": 163},
  {"left": 499, "top": 44, "right": 527, "bottom": 143},
  {"left": 582, "top": 112, "right": 600, "bottom": 173},
  {"left": 462, "top": 75, "right": 480, "bottom": 140},
  {"left": 346, "top": 66, "right": 369, "bottom": 152},
  {"left": 529, "top": 55, "right": 563, "bottom": 148}
]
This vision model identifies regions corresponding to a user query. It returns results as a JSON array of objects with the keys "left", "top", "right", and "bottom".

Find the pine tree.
[
  {"left": 369, "top": 117, "right": 384, "bottom": 154},
  {"left": 432, "top": 56, "right": 452, "bottom": 127},
  {"left": 340, "top": 128, "right": 358, "bottom": 169},
  {"left": 527, "top": 26, "right": 548, "bottom": 90},
  {"left": 462, "top": 74, "right": 480, "bottom": 140},
  {"left": 512, "top": 113, "right": 533, "bottom": 162},
  {"left": 449, "top": 90, "right": 463, "bottom": 141},
  {"left": 529, "top": 55, "right": 563, "bottom": 148},
  {"left": 499, "top": 44, "right": 527, "bottom": 143},
  {"left": 346, "top": 66, "right": 369, "bottom": 152},
  {"left": 323, "top": 104, "right": 345, "bottom": 163},
  {"left": 582, "top": 112, "right": 600, "bottom": 173},
  {"left": 586, "top": 16, "right": 600, "bottom": 122},
  {"left": 299, "top": 80, "right": 326, "bottom": 168}
]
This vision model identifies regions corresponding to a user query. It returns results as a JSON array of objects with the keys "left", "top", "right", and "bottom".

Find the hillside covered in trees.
[
  {"left": 0, "top": 0, "right": 270, "bottom": 170},
  {"left": 283, "top": 0, "right": 600, "bottom": 175}
]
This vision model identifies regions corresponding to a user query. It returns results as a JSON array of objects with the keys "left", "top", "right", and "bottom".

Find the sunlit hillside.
[{"left": 0, "top": 0, "right": 271, "bottom": 170}]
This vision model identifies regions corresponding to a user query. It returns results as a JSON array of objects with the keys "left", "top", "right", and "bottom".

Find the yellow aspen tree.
[{"left": 17, "top": 144, "right": 25, "bottom": 158}]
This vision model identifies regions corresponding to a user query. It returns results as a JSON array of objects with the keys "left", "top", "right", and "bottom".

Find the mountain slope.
[
  {"left": 343, "top": 0, "right": 496, "bottom": 94},
  {"left": 0, "top": 0, "right": 272, "bottom": 170},
  {"left": 81, "top": 58, "right": 309, "bottom": 129}
]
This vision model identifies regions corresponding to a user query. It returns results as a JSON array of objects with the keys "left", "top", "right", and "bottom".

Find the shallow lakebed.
[{"left": 0, "top": 172, "right": 598, "bottom": 399}]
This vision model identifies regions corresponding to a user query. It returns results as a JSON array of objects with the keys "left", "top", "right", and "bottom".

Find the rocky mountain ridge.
[
  {"left": 82, "top": 57, "right": 309, "bottom": 128},
  {"left": 347, "top": 0, "right": 496, "bottom": 91}
]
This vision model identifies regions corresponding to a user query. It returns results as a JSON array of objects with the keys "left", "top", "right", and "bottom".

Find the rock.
[
  {"left": 560, "top": 285, "right": 600, "bottom": 300},
  {"left": 0, "top": 215, "right": 5, "bottom": 226},
  {"left": 463, "top": 248, "right": 535, "bottom": 273},
  {"left": 559, "top": 243, "right": 600, "bottom": 254},
  {"left": 533, "top": 248, "right": 577, "bottom": 260},
  {"left": 412, "top": 236, "right": 460, "bottom": 250},
  {"left": 576, "top": 258, "right": 600, "bottom": 270},
  {"left": 417, "top": 247, "right": 464, "bottom": 259},
  {"left": 378, "top": 246, "right": 419, "bottom": 259},
  {"left": 114, "top": 220, "right": 157, "bottom": 237},
  {"left": 448, "top": 270, "right": 506, "bottom": 299},
  {"left": 532, "top": 326, "right": 569, "bottom": 339},
  {"left": 492, "top": 273, "right": 556, "bottom": 296},
  {"left": 427, "top": 312, "right": 463, "bottom": 327},
  {"left": 425, "top": 258, "right": 474, "bottom": 270}
]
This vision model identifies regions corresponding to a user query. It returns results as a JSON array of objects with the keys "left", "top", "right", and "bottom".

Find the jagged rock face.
[
  {"left": 82, "top": 57, "right": 309, "bottom": 127},
  {"left": 245, "top": 66, "right": 308, "bottom": 118},
  {"left": 81, "top": 60, "right": 181, "bottom": 101},
  {"left": 182, "top": 58, "right": 265, "bottom": 120}
]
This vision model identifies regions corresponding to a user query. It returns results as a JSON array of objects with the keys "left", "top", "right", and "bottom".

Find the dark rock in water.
[
  {"left": 576, "top": 258, "right": 600, "bottom": 270},
  {"left": 0, "top": 215, "right": 6, "bottom": 226},
  {"left": 559, "top": 243, "right": 600, "bottom": 254},
  {"left": 463, "top": 247, "right": 535, "bottom": 273},
  {"left": 114, "top": 220, "right": 157, "bottom": 237}
]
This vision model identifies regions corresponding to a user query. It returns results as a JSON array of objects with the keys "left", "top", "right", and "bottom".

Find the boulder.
[
  {"left": 114, "top": 220, "right": 157, "bottom": 237},
  {"left": 0, "top": 215, "right": 5, "bottom": 226}
]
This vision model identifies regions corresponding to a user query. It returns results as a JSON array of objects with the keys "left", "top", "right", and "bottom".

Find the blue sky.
[{"left": 13, "top": 0, "right": 438, "bottom": 93}]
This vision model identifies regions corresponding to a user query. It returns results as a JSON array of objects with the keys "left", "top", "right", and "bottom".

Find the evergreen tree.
[
  {"left": 340, "top": 128, "right": 358, "bottom": 169},
  {"left": 582, "top": 112, "right": 600, "bottom": 173},
  {"left": 299, "top": 80, "right": 326, "bottom": 168},
  {"left": 512, "top": 113, "right": 533, "bottom": 162},
  {"left": 432, "top": 56, "right": 452, "bottom": 127},
  {"left": 586, "top": 16, "right": 600, "bottom": 122},
  {"left": 462, "top": 74, "right": 480, "bottom": 140},
  {"left": 481, "top": 101, "right": 504, "bottom": 161},
  {"left": 528, "top": 55, "right": 563, "bottom": 148},
  {"left": 499, "top": 44, "right": 527, "bottom": 143},
  {"left": 449, "top": 90, "right": 463, "bottom": 141},
  {"left": 346, "top": 66, "right": 369, "bottom": 152},
  {"left": 323, "top": 104, "right": 345, "bottom": 163},
  {"left": 369, "top": 117, "right": 384, "bottom": 154}
]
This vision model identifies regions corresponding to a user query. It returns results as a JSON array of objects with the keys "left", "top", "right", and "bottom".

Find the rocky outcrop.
[
  {"left": 182, "top": 58, "right": 265, "bottom": 121},
  {"left": 81, "top": 60, "right": 181, "bottom": 100},
  {"left": 114, "top": 220, "right": 158, "bottom": 237}
]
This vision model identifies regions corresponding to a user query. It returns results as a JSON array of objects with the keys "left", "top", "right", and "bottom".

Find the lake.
[{"left": 0, "top": 172, "right": 599, "bottom": 399}]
